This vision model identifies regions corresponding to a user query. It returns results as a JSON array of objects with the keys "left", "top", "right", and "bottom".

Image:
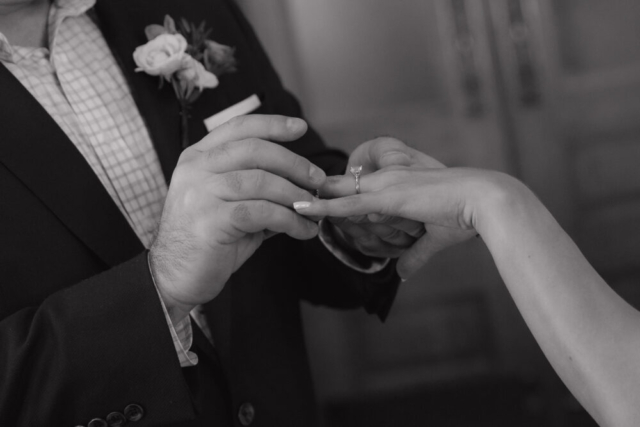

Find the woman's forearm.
[{"left": 477, "top": 178, "right": 640, "bottom": 427}]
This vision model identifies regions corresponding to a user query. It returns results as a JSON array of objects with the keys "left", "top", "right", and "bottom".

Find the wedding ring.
[{"left": 350, "top": 165, "right": 363, "bottom": 194}]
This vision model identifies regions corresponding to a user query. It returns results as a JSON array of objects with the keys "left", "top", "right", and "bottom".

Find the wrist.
[
  {"left": 473, "top": 172, "right": 540, "bottom": 238},
  {"left": 156, "top": 285, "right": 193, "bottom": 325},
  {"left": 147, "top": 250, "right": 194, "bottom": 325}
]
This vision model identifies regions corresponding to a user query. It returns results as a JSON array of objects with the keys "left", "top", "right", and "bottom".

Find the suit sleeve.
[
  {"left": 223, "top": 0, "right": 401, "bottom": 320},
  {"left": 0, "top": 252, "right": 197, "bottom": 426}
]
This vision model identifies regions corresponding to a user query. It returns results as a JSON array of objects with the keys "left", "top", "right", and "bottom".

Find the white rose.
[
  {"left": 133, "top": 33, "right": 188, "bottom": 78},
  {"left": 177, "top": 55, "right": 219, "bottom": 90}
]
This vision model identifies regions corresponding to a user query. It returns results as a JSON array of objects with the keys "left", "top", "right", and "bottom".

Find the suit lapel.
[
  {"left": 0, "top": 1, "right": 191, "bottom": 267},
  {"left": 93, "top": 0, "right": 183, "bottom": 182},
  {"left": 0, "top": 64, "right": 144, "bottom": 267}
]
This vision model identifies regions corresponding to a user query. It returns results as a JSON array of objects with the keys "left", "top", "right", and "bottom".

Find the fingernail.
[
  {"left": 309, "top": 164, "right": 326, "bottom": 183},
  {"left": 293, "top": 201, "right": 311, "bottom": 210},
  {"left": 401, "top": 278, "right": 408, "bottom": 283},
  {"left": 381, "top": 151, "right": 411, "bottom": 165},
  {"left": 287, "top": 117, "right": 305, "bottom": 132}
]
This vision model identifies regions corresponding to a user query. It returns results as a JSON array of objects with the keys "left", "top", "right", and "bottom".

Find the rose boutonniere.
[{"left": 133, "top": 15, "right": 237, "bottom": 148}]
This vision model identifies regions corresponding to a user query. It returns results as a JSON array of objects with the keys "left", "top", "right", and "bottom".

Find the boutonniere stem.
[
  {"left": 133, "top": 15, "right": 237, "bottom": 149},
  {"left": 176, "top": 93, "right": 191, "bottom": 150}
]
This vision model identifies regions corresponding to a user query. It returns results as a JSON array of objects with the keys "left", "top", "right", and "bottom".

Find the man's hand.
[
  {"left": 318, "top": 137, "right": 435, "bottom": 259},
  {"left": 296, "top": 166, "right": 482, "bottom": 279},
  {"left": 149, "top": 115, "right": 326, "bottom": 323}
]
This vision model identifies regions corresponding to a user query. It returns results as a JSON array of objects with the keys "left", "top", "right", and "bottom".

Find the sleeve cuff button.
[
  {"left": 87, "top": 418, "right": 107, "bottom": 427},
  {"left": 124, "top": 403, "right": 145, "bottom": 422},
  {"left": 106, "top": 411, "right": 127, "bottom": 427}
]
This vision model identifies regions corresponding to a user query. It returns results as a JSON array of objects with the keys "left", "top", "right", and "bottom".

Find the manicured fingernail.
[
  {"left": 309, "top": 164, "right": 326, "bottom": 183},
  {"left": 293, "top": 201, "right": 311, "bottom": 210},
  {"left": 287, "top": 117, "right": 305, "bottom": 132}
]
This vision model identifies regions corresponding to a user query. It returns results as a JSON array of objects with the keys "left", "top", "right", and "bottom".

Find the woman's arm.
[
  {"left": 296, "top": 166, "right": 640, "bottom": 427},
  {"left": 479, "top": 175, "right": 640, "bottom": 427}
]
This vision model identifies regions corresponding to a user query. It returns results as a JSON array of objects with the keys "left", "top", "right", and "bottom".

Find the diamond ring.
[{"left": 349, "top": 165, "right": 363, "bottom": 194}]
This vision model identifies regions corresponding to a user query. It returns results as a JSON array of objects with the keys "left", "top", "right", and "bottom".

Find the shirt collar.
[
  {"left": 54, "top": 0, "right": 96, "bottom": 15},
  {"left": 0, "top": 33, "right": 12, "bottom": 63},
  {"left": 0, "top": 0, "right": 96, "bottom": 64}
]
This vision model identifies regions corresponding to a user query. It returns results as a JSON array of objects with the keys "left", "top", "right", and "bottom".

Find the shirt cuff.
[
  {"left": 147, "top": 252, "right": 199, "bottom": 367},
  {"left": 317, "top": 219, "right": 390, "bottom": 274}
]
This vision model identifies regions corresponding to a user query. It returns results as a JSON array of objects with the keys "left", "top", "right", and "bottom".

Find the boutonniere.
[{"left": 133, "top": 15, "right": 237, "bottom": 148}]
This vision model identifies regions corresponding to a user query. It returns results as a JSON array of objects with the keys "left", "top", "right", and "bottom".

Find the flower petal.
[
  {"left": 164, "top": 15, "right": 177, "bottom": 34},
  {"left": 145, "top": 24, "right": 167, "bottom": 41}
]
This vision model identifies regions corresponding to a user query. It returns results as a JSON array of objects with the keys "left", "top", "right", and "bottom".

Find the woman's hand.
[
  {"left": 302, "top": 154, "right": 640, "bottom": 426},
  {"left": 296, "top": 166, "right": 516, "bottom": 278},
  {"left": 318, "top": 137, "right": 434, "bottom": 259}
]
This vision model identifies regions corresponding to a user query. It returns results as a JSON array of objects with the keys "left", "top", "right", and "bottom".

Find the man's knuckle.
[
  {"left": 296, "top": 188, "right": 311, "bottom": 202},
  {"left": 244, "top": 137, "right": 260, "bottom": 150},
  {"left": 228, "top": 115, "right": 248, "bottom": 129},
  {"left": 290, "top": 154, "right": 308, "bottom": 176},
  {"left": 232, "top": 203, "right": 251, "bottom": 224},
  {"left": 224, "top": 171, "right": 244, "bottom": 193},
  {"left": 240, "top": 138, "right": 263, "bottom": 159},
  {"left": 250, "top": 170, "right": 266, "bottom": 190},
  {"left": 256, "top": 200, "right": 272, "bottom": 218},
  {"left": 178, "top": 148, "right": 194, "bottom": 164},
  {"left": 267, "top": 115, "right": 281, "bottom": 131},
  {"left": 205, "top": 142, "right": 231, "bottom": 163}
]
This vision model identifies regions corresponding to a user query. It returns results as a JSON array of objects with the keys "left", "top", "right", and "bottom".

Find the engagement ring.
[{"left": 350, "top": 165, "right": 363, "bottom": 194}]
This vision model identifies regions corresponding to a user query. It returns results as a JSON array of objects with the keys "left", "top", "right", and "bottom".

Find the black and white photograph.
[{"left": 1, "top": 0, "right": 640, "bottom": 426}]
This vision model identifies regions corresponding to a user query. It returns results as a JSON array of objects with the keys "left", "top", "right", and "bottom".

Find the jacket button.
[
  {"left": 87, "top": 419, "right": 108, "bottom": 427},
  {"left": 124, "top": 404, "right": 144, "bottom": 422},
  {"left": 237, "top": 402, "right": 255, "bottom": 426},
  {"left": 106, "top": 411, "right": 127, "bottom": 427}
]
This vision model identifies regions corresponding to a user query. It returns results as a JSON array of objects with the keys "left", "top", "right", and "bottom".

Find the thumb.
[
  {"left": 396, "top": 233, "right": 438, "bottom": 280},
  {"left": 376, "top": 150, "right": 412, "bottom": 169},
  {"left": 397, "top": 227, "right": 477, "bottom": 279}
]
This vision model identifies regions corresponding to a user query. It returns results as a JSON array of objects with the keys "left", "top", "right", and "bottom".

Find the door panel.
[
  {"left": 238, "top": 1, "right": 637, "bottom": 424},
  {"left": 240, "top": 0, "right": 525, "bottom": 398},
  {"left": 554, "top": 0, "right": 640, "bottom": 72},
  {"left": 488, "top": 0, "right": 640, "bottom": 276}
]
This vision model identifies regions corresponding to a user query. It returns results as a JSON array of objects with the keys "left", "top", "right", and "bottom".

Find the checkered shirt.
[{"left": 0, "top": 0, "right": 198, "bottom": 367}]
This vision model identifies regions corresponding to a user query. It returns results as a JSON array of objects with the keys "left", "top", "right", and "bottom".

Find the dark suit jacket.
[{"left": 0, "top": 1, "right": 400, "bottom": 426}]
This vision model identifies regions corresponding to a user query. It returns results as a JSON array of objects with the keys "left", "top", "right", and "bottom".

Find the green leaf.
[
  {"left": 181, "top": 17, "right": 191, "bottom": 33},
  {"left": 187, "top": 89, "right": 203, "bottom": 104}
]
